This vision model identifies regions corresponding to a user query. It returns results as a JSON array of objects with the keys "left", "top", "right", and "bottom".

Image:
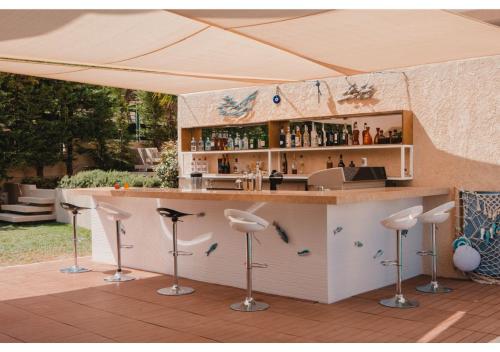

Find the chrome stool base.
[
  {"left": 230, "top": 298, "right": 269, "bottom": 312},
  {"left": 416, "top": 282, "right": 452, "bottom": 294},
  {"left": 157, "top": 285, "right": 195, "bottom": 296},
  {"left": 104, "top": 272, "right": 136, "bottom": 282},
  {"left": 60, "top": 265, "right": 91, "bottom": 274},
  {"left": 380, "top": 294, "right": 419, "bottom": 309}
]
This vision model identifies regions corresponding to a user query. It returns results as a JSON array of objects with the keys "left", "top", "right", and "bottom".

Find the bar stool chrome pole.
[
  {"left": 156, "top": 207, "right": 203, "bottom": 296},
  {"left": 59, "top": 202, "right": 91, "bottom": 273},
  {"left": 380, "top": 205, "right": 423, "bottom": 309},
  {"left": 225, "top": 209, "right": 270, "bottom": 312},
  {"left": 97, "top": 202, "right": 135, "bottom": 282},
  {"left": 416, "top": 201, "right": 455, "bottom": 293}
]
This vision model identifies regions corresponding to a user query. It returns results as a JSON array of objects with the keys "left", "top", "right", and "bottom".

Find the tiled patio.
[{"left": 0, "top": 257, "right": 499, "bottom": 343}]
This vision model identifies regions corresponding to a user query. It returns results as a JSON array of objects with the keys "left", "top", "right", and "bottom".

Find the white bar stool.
[
  {"left": 59, "top": 202, "right": 92, "bottom": 273},
  {"left": 416, "top": 201, "right": 455, "bottom": 293},
  {"left": 380, "top": 205, "right": 423, "bottom": 309},
  {"left": 156, "top": 207, "right": 204, "bottom": 296},
  {"left": 224, "top": 209, "right": 270, "bottom": 312},
  {"left": 97, "top": 202, "right": 135, "bottom": 282}
]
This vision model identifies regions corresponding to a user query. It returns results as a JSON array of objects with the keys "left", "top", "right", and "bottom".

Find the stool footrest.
[
  {"left": 120, "top": 245, "right": 133, "bottom": 249},
  {"left": 381, "top": 260, "right": 399, "bottom": 266},
  {"left": 252, "top": 263, "right": 268, "bottom": 269},
  {"left": 169, "top": 250, "right": 193, "bottom": 256},
  {"left": 416, "top": 250, "right": 434, "bottom": 256}
]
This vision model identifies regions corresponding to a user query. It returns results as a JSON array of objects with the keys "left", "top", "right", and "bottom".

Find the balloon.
[{"left": 453, "top": 245, "right": 481, "bottom": 272}]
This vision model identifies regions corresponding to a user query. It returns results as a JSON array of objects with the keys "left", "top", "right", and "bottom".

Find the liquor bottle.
[
  {"left": 279, "top": 128, "right": 286, "bottom": 148},
  {"left": 333, "top": 125, "right": 339, "bottom": 146},
  {"left": 311, "top": 122, "right": 318, "bottom": 148},
  {"left": 361, "top": 123, "right": 367, "bottom": 145},
  {"left": 217, "top": 131, "right": 223, "bottom": 150},
  {"left": 234, "top": 133, "right": 241, "bottom": 150},
  {"left": 198, "top": 136, "right": 204, "bottom": 151},
  {"left": 225, "top": 154, "right": 230, "bottom": 174},
  {"left": 291, "top": 154, "right": 297, "bottom": 174},
  {"left": 233, "top": 158, "right": 240, "bottom": 173},
  {"left": 352, "top": 122, "right": 360, "bottom": 145},
  {"left": 191, "top": 156, "right": 196, "bottom": 172},
  {"left": 291, "top": 127, "right": 296, "bottom": 148},
  {"left": 303, "top": 125, "right": 310, "bottom": 147},
  {"left": 227, "top": 134, "right": 234, "bottom": 150},
  {"left": 321, "top": 124, "right": 327, "bottom": 147},
  {"left": 388, "top": 130, "right": 393, "bottom": 144},
  {"left": 363, "top": 125, "right": 373, "bottom": 145},
  {"left": 242, "top": 133, "right": 249, "bottom": 150},
  {"left": 298, "top": 154, "right": 305, "bottom": 174},
  {"left": 282, "top": 153, "right": 288, "bottom": 174},
  {"left": 295, "top": 126, "right": 302, "bottom": 147},
  {"left": 342, "top": 124, "right": 349, "bottom": 145},
  {"left": 255, "top": 162, "right": 263, "bottom": 191},
  {"left": 217, "top": 157, "right": 223, "bottom": 174},
  {"left": 326, "top": 156, "right": 333, "bottom": 169},
  {"left": 327, "top": 126, "right": 334, "bottom": 146},
  {"left": 190, "top": 137, "right": 197, "bottom": 151},
  {"left": 249, "top": 136, "right": 255, "bottom": 150},
  {"left": 285, "top": 126, "right": 292, "bottom": 148},
  {"left": 338, "top": 154, "right": 345, "bottom": 167},
  {"left": 205, "top": 136, "right": 211, "bottom": 151},
  {"left": 374, "top": 127, "right": 380, "bottom": 144},
  {"left": 349, "top": 160, "right": 356, "bottom": 167},
  {"left": 260, "top": 128, "right": 267, "bottom": 149},
  {"left": 210, "top": 132, "right": 216, "bottom": 150}
]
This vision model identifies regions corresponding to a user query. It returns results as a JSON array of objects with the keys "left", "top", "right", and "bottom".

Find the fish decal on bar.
[
  {"left": 354, "top": 241, "right": 364, "bottom": 248},
  {"left": 205, "top": 243, "right": 218, "bottom": 256},
  {"left": 272, "top": 221, "right": 289, "bottom": 243},
  {"left": 297, "top": 249, "right": 311, "bottom": 256},
  {"left": 373, "top": 249, "right": 384, "bottom": 259},
  {"left": 333, "top": 226, "right": 343, "bottom": 235}
]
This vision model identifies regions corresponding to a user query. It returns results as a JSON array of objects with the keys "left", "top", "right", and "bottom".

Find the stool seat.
[
  {"left": 418, "top": 201, "right": 454, "bottom": 224},
  {"left": 157, "top": 207, "right": 192, "bottom": 220},
  {"left": 224, "top": 209, "right": 269, "bottom": 233},
  {"left": 60, "top": 202, "right": 91, "bottom": 214},
  {"left": 381, "top": 205, "right": 423, "bottom": 230},
  {"left": 97, "top": 202, "right": 132, "bottom": 221}
]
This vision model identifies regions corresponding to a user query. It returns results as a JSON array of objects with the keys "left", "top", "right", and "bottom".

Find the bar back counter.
[{"left": 72, "top": 186, "right": 449, "bottom": 304}]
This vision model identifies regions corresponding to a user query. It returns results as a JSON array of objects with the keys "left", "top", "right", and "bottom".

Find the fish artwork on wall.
[
  {"left": 205, "top": 243, "right": 218, "bottom": 256},
  {"left": 217, "top": 91, "right": 258, "bottom": 118},
  {"left": 354, "top": 241, "right": 364, "bottom": 248},
  {"left": 297, "top": 249, "right": 311, "bottom": 256},
  {"left": 333, "top": 226, "right": 343, "bottom": 235},
  {"left": 373, "top": 249, "right": 384, "bottom": 259},
  {"left": 272, "top": 221, "right": 289, "bottom": 243}
]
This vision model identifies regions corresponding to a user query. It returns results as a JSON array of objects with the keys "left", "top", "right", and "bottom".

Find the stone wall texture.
[{"left": 178, "top": 55, "right": 500, "bottom": 278}]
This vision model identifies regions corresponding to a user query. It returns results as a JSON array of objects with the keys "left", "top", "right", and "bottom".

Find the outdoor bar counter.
[{"left": 72, "top": 186, "right": 449, "bottom": 303}]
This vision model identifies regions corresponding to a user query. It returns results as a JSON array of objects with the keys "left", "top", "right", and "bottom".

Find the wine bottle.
[
  {"left": 295, "top": 126, "right": 302, "bottom": 148},
  {"left": 291, "top": 154, "right": 297, "bottom": 174},
  {"left": 353, "top": 122, "right": 360, "bottom": 145},
  {"left": 303, "top": 125, "right": 310, "bottom": 148},
  {"left": 234, "top": 133, "right": 241, "bottom": 150},
  {"left": 291, "top": 128, "right": 296, "bottom": 148},
  {"left": 205, "top": 136, "right": 211, "bottom": 151},
  {"left": 338, "top": 154, "right": 345, "bottom": 167},
  {"left": 198, "top": 136, "right": 204, "bottom": 151},
  {"left": 311, "top": 122, "right": 318, "bottom": 147},
  {"left": 282, "top": 153, "right": 288, "bottom": 174},
  {"left": 321, "top": 124, "right": 327, "bottom": 147},
  {"left": 279, "top": 128, "right": 286, "bottom": 148},
  {"left": 298, "top": 154, "right": 305, "bottom": 174},
  {"left": 285, "top": 126, "right": 292, "bottom": 148}
]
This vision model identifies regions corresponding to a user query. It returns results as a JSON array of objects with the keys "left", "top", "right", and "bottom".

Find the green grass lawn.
[{"left": 0, "top": 221, "right": 91, "bottom": 266}]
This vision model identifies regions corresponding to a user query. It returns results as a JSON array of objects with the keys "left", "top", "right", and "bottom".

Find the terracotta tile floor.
[{"left": 0, "top": 257, "right": 499, "bottom": 343}]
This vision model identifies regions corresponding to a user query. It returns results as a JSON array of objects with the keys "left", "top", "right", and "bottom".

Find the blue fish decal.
[
  {"left": 205, "top": 243, "right": 218, "bottom": 256},
  {"left": 297, "top": 249, "right": 310, "bottom": 256},
  {"left": 272, "top": 221, "right": 289, "bottom": 243},
  {"left": 354, "top": 241, "right": 363, "bottom": 248},
  {"left": 333, "top": 226, "right": 343, "bottom": 235},
  {"left": 373, "top": 249, "right": 384, "bottom": 259}
]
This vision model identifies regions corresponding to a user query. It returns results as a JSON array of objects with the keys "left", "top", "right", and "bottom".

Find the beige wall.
[{"left": 178, "top": 55, "right": 500, "bottom": 278}]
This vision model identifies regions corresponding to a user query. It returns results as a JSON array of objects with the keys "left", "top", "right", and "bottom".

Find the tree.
[{"left": 137, "top": 91, "right": 177, "bottom": 148}]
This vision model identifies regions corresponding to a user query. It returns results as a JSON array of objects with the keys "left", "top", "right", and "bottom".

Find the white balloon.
[{"left": 453, "top": 245, "right": 481, "bottom": 272}]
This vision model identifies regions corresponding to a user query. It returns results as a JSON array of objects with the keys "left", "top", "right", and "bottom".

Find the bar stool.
[
  {"left": 59, "top": 202, "right": 91, "bottom": 273},
  {"left": 379, "top": 205, "right": 423, "bottom": 308},
  {"left": 97, "top": 202, "right": 135, "bottom": 282},
  {"left": 416, "top": 201, "right": 455, "bottom": 293},
  {"left": 224, "top": 209, "right": 270, "bottom": 312},
  {"left": 156, "top": 207, "right": 204, "bottom": 296}
]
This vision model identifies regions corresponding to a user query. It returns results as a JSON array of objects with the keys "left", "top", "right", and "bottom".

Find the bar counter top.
[{"left": 70, "top": 186, "right": 450, "bottom": 205}]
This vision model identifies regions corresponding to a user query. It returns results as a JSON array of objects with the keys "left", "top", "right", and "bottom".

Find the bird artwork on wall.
[
  {"left": 337, "top": 77, "right": 375, "bottom": 103},
  {"left": 218, "top": 90, "right": 258, "bottom": 118}
]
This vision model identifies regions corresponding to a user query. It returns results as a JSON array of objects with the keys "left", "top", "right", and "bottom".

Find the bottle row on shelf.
[
  {"left": 191, "top": 125, "right": 268, "bottom": 152},
  {"left": 279, "top": 121, "right": 403, "bottom": 148}
]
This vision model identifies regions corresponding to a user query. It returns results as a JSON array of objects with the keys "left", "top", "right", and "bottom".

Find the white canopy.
[{"left": 0, "top": 9, "right": 498, "bottom": 94}]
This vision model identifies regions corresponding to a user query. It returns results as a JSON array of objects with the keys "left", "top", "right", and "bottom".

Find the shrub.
[
  {"left": 155, "top": 141, "right": 179, "bottom": 188},
  {"left": 21, "top": 176, "right": 61, "bottom": 189},
  {"left": 58, "top": 169, "right": 161, "bottom": 189}
]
